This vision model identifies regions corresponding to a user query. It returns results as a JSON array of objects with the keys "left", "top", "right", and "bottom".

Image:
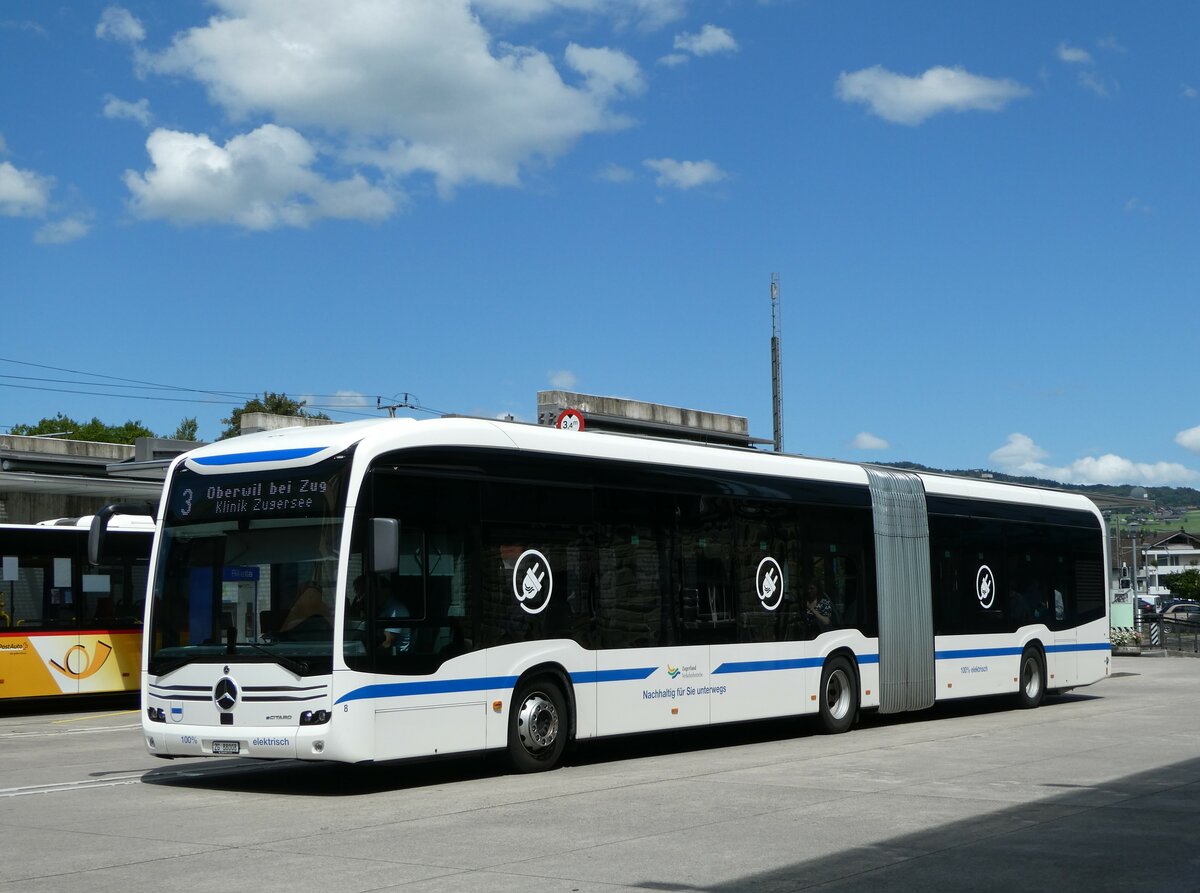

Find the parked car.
[{"left": 1160, "top": 603, "right": 1200, "bottom": 626}]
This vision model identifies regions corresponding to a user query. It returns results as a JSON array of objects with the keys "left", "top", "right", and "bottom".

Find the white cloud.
[
  {"left": 1056, "top": 41, "right": 1093, "bottom": 65},
  {"left": 472, "top": 0, "right": 685, "bottom": 31},
  {"left": 1182, "top": 84, "right": 1197, "bottom": 99},
  {"left": 565, "top": 43, "right": 644, "bottom": 99},
  {"left": 1124, "top": 196, "right": 1152, "bottom": 215},
  {"left": 643, "top": 157, "right": 726, "bottom": 189},
  {"left": 123, "top": 125, "right": 397, "bottom": 229},
  {"left": 0, "top": 161, "right": 53, "bottom": 217},
  {"left": 1077, "top": 70, "right": 1111, "bottom": 98},
  {"left": 835, "top": 65, "right": 1030, "bottom": 126},
  {"left": 597, "top": 162, "right": 634, "bottom": 183},
  {"left": 1, "top": 19, "right": 49, "bottom": 38},
  {"left": 990, "top": 433, "right": 1048, "bottom": 470},
  {"left": 674, "top": 24, "right": 738, "bottom": 57},
  {"left": 548, "top": 370, "right": 578, "bottom": 389},
  {"left": 103, "top": 95, "right": 153, "bottom": 127},
  {"left": 96, "top": 6, "right": 144, "bottom": 44},
  {"left": 657, "top": 53, "right": 688, "bottom": 68},
  {"left": 850, "top": 432, "right": 889, "bottom": 451},
  {"left": 140, "top": 0, "right": 645, "bottom": 199},
  {"left": 1054, "top": 39, "right": 1118, "bottom": 97},
  {"left": 35, "top": 216, "right": 91, "bottom": 244},
  {"left": 990, "top": 433, "right": 1200, "bottom": 487},
  {"left": 1176, "top": 426, "right": 1200, "bottom": 453}
]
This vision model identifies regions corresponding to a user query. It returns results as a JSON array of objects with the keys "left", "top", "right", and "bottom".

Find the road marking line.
[{"left": 53, "top": 710, "right": 140, "bottom": 725}]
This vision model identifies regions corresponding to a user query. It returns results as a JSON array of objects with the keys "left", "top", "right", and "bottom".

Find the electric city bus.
[
  {"left": 101, "top": 417, "right": 1109, "bottom": 771},
  {"left": 1, "top": 516, "right": 152, "bottom": 699}
]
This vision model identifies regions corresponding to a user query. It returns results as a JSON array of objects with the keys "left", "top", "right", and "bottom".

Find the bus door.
[
  {"left": 1048, "top": 550, "right": 1076, "bottom": 689},
  {"left": 76, "top": 540, "right": 146, "bottom": 695},
  {"left": 8, "top": 550, "right": 83, "bottom": 696}
]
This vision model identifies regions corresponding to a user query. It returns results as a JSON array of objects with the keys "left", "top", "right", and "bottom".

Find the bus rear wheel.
[
  {"left": 1015, "top": 646, "right": 1046, "bottom": 709},
  {"left": 818, "top": 656, "right": 857, "bottom": 734},
  {"left": 508, "top": 678, "right": 568, "bottom": 772}
]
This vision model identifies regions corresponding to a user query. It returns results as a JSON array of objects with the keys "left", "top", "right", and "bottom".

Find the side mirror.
[
  {"left": 89, "top": 501, "right": 156, "bottom": 565},
  {"left": 371, "top": 518, "right": 400, "bottom": 574}
]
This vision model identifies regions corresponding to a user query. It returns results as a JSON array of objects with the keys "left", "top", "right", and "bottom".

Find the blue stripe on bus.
[
  {"left": 192, "top": 447, "right": 326, "bottom": 466},
  {"left": 335, "top": 675, "right": 519, "bottom": 704},
  {"left": 713, "top": 653, "right": 880, "bottom": 676},
  {"left": 713, "top": 658, "right": 821, "bottom": 675},
  {"left": 571, "top": 667, "right": 657, "bottom": 684},
  {"left": 333, "top": 644, "right": 1108, "bottom": 704},
  {"left": 335, "top": 667, "right": 658, "bottom": 705},
  {"left": 936, "top": 647, "right": 1022, "bottom": 660},
  {"left": 935, "top": 643, "right": 1108, "bottom": 660},
  {"left": 1044, "top": 642, "right": 1111, "bottom": 654}
]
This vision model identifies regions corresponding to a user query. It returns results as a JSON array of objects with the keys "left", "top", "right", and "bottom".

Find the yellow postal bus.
[{"left": 0, "top": 517, "right": 152, "bottom": 699}]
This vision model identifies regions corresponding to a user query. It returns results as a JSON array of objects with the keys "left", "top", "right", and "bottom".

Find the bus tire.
[
  {"left": 818, "top": 655, "right": 857, "bottom": 734},
  {"left": 508, "top": 677, "right": 568, "bottom": 772},
  {"left": 1015, "top": 645, "right": 1045, "bottom": 709}
]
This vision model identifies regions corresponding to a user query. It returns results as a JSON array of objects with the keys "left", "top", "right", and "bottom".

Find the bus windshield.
[{"left": 148, "top": 455, "right": 350, "bottom": 677}]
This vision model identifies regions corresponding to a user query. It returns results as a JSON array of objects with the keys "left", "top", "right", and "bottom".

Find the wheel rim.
[
  {"left": 516, "top": 691, "right": 559, "bottom": 755},
  {"left": 1022, "top": 656, "right": 1041, "bottom": 698},
  {"left": 825, "top": 668, "right": 852, "bottom": 721}
]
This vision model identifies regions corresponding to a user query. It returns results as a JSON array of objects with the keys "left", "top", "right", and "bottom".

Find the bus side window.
[{"left": 675, "top": 495, "right": 735, "bottom": 644}]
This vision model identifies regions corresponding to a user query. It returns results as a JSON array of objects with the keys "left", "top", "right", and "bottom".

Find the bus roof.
[{"left": 176, "top": 416, "right": 1101, "bottom": 518}]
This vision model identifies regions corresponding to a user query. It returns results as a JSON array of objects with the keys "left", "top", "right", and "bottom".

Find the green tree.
[
  {"left": 171, "top": 417, "right": 200, "bottom": 441},
  {"left": 10, "top": 413, "right": 154, "bottom": 444},
  {"left": 1164, "top": 568, "right": 1200, "bottom": 599},
  {"left": 218, "top": 392, "right": 330, "bottom": 440}
]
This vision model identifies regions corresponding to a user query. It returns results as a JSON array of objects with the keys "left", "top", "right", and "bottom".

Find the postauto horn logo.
[{"left": 50, "top": 640, "right": 113, "bottom": 680}]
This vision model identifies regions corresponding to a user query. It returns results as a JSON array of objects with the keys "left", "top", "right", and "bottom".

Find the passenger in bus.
[
  {"left": 348, "top": 574, "right": 368, "bottom": 619},
  {"left": 805, "top": 582, "right": 833, "bottom": 635},
  {"left": 281, "top": 579, "right": 333, "bottom": 632},
  {"left": 1010, "top": 578, "right": 1049, "bottom": 625},
  {"left": 379, "top": 577, "right": 411, "bottom": 652}
]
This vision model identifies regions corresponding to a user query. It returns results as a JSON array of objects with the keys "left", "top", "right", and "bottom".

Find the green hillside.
[{"left": 881, "top": 462, "right": 1200, "bottom": 512}]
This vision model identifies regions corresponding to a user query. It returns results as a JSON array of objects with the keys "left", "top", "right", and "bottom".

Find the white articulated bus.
[{"left": 101, "top": 417, "right": 1110, "bottom": 771}]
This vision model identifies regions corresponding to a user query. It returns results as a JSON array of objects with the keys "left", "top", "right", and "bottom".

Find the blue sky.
[{"left": 2, "top": 1, "right": 1199, "bottom": 487}]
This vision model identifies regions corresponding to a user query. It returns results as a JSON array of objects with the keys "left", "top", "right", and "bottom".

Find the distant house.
[{"left": 1142, "top": 529, "right": 1200, "bottom": 598}]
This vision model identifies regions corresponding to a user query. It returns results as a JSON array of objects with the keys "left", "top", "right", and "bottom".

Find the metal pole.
[
  {"left": 1132, "top": 530, "right": 1140, "bottom": 631},
  {"left": 770, "top": 274, "right": 784, "bottom": 453}
]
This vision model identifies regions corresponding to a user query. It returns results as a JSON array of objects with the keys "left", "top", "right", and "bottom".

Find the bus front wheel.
[
  {"left": 508, "top": 678, "right": 568, "bottom": 772},
  {"left": 818, "top": 656, "right": 858, "bottom": 734},
  {"left": 1015, "top": 646, "right": 1045, "bottom": 709}
]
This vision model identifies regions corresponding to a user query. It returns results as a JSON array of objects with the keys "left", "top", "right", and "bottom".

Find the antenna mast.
[{"left": 770, "top": 273, "right": 784, "bottom": 453}]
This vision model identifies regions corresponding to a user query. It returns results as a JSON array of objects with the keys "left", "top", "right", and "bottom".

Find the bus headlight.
[{"left": 300, "top": 710, "right": 330, "bottom": 726}]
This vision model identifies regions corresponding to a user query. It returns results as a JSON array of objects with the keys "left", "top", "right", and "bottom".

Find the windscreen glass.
[{"left": 148, "top": 454, "right": 350, "bottom": 676}]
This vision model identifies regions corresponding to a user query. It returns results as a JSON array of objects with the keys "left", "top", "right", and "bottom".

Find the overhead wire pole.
[{"left": 771, "top": 273, "right": 784, "bottom": 453}]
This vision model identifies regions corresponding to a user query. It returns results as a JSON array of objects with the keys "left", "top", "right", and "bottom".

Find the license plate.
[{"left": 212, "top": 740, "right": 240, "bottom": 755}]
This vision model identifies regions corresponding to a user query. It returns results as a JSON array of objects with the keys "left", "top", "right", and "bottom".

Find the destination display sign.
[{"left": 166, "top": 462, "right": 348, "bottom": 524}]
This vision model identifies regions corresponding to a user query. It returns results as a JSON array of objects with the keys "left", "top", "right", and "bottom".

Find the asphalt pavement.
[{"left": 3, "top": 655, "right": 1199, "bottom": 892}]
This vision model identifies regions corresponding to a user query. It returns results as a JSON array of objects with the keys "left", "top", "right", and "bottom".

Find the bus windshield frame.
[{"left": 147, "top": 453, "right": 353, "bottom": 677}]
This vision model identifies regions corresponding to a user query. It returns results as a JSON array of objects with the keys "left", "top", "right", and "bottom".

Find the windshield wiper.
[
  {"left": 242, "top": 641, "right": 309, "bottom": 676},
  {"left": 230, "top": 637, "right": 310, "bottom": 675},
  {"left": 149, "top": 657, "right": 193, "bottom": 677},
  {"left": 224, "top": 625, "right": 309, "bottom": 674}
]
